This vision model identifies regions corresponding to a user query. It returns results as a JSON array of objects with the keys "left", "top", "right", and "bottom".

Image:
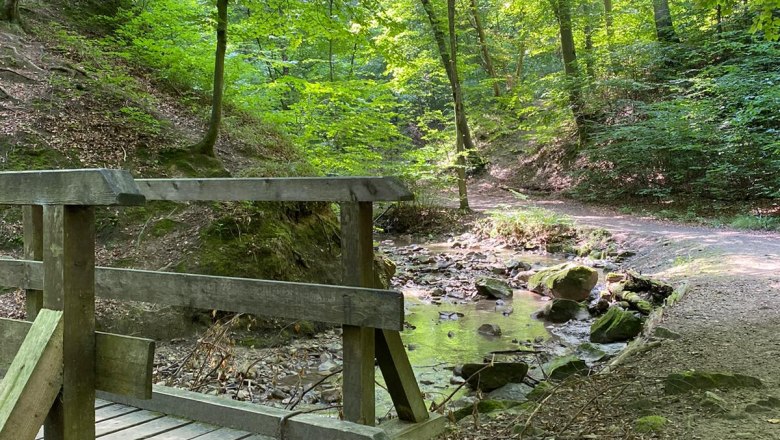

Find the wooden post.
[
  {"left": 375, "top": 330, "right": 429, "bottom": 423},
  {"left": 42, "top": 205, "right": 96, "bottom": 440},
  {"left": 340, "top": 202, "right": 376, "bottom": 426},
  {"left": 23, "top": 205, "right": 43, "bottom": 319}
]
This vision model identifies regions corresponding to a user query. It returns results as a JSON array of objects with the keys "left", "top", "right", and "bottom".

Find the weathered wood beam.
[
  {"left": 340, "top": 201, "right": 377, "bottom": 426},
  {"left": 23, "top": 205, "right": 43, "bottom": 319},
  {"left": 0, "top": 317, "right": 153, "bottom": 399},
  {"left": 136, "top": 177, "right": 414, "bottom": 202},
  {"left": 98, "top": 386, "right": 391, "bottom": 440},
  {"left": 0, "top": 260, "right": 404, "bottom": 331},
  {"left": 0, "top": 309, "right": 64, "bottom": 440},
  {"left": 380, "top": 414, "right": 448, "bottom": 440},
  {"left": 0, "top": 169, "right": 145, "bottom": 206},
  {"left": 376, "top": 330, "right": 429, "bottom": 423},
  {"left": 43, "top": 205, "right": 96, "bottom": 439}
]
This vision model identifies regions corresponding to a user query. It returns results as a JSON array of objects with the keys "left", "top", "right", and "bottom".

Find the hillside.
[{"left": 0, "top": 8, "right": 342, "bottom": 338}]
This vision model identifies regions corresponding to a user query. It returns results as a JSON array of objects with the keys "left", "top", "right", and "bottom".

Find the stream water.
[{"left": 372, "top": 236, "right": 623, "bottom": 415}]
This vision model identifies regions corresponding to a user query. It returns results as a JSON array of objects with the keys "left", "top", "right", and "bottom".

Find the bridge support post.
[{"left": 42, "top": 205, "right": 97, "bottom": 440}]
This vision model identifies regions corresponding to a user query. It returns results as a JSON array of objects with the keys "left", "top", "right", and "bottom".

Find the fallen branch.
[
  {"left": 431, "top": 357, "right": 495, "bottom": 413},
  {"left": 286, "top": 367, "right": 343, "bottom": 411}
]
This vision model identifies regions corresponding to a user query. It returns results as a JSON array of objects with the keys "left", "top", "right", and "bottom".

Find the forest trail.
[{"left": 441, "top": 181, "right": 780, "bottom": 439}]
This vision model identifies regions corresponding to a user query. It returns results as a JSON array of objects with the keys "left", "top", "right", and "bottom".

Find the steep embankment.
[
  {"left": 438, "top": 181, "right": 780, "bottom": 439},
  {"left": 0, "top": 18, "right": 341, "bottom": 338}
]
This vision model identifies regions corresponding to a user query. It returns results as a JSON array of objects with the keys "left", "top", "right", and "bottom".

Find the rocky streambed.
[
  {"left": 149, "top": 229, "right": 678, "bottom": 423},
  {"left": 379, "top": 231, "right": 679, "bottom": 419}
]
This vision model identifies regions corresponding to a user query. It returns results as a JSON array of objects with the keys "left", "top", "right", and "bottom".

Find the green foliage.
[
  {"left": 195, "top": 202, "right": 341, "bottom": 283},
  {"left": 577, "top": 32, "right": 780, "bottom": 202},
  {"left": 478, "top": 207, "right": 577, "bottom": 251}
]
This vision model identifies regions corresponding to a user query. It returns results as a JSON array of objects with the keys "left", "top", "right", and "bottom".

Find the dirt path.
[{"left": 441, "top": 182, "right": 780, "bottom": 439}]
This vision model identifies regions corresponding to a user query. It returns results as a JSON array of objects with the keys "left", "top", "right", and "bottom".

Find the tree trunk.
[
  {"left": 328, "top": 0, "right": 335, "bottom": 82},
  {"left": 553, "top": 0, "right": 588, "bottom": 144},
  {"left": 512, "top": 40, "right": 526, "bottom": 87},
  {"left": 603, "top": 0, "right": 614, "bottom": 39},
  {"left": 193, "top": 0, "right": 228, "bottom": 157},
  {"left": 420, "top": 0, "right": 473, "bottom": 209},
  {"left": 1, "top": 0, "right": 20, "bottom": 23},
  {"left": 652, "top": 0, "right": 680, "bottom": 43},
  {"left": 469, "top": 0, "right": 500, "bottom": 97},
  {"left": 455, "top": 125, "right": 469, "bottom": 210},
  {"left": 583, "top": 2, "right": 595, "bottom": 78}
]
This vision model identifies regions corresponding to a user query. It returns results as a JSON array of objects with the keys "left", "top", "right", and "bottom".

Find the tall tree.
[
  {"left": 652, "top": 0, "right": 680, "bottom": 42},
  {"left": 193, "top": 0, "right": 228, "bottom": 157},
  {"left": 468, "top": 0, "right": 500, "bottom": 97},
  {"left": 420, "top": 0, "right": 476, "bottom": 210},
  {"left": 551, "top": 0, "right": 588, "bottom": 143},
  {"left": 1, "top": 0, "right": 20, "bottom": 23}
]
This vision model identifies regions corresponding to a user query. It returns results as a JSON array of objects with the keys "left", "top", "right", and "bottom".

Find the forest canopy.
[{"left": 44, "top": 0, "right": 780, "bottom": 201}]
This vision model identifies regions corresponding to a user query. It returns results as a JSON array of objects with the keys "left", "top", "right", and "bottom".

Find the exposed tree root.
[
  {"left": 0, "top": 85, "right": 19, "bottom": 101},
  {"left": 0, "top": 67, "right": 37, "bottom": 82}
]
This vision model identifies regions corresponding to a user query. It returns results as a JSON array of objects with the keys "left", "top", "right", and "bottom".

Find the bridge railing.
[{"left": 0, "top": 170, "right": 443, "bottom": 440}]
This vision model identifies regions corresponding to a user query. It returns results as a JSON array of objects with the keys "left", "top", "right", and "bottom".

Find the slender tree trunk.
[
  {"left": 513, "top": 40, "right": 526, "bottom": 87},
  {"left": 583, "top": 2, "right": 595, "bottom": 78},
  {"left": 469, "top": 0, "right": 500, "bottom": 97},
  {"left": 450, "top": 0, "right": 469, "bottom": 210},
  {"left": 420, "top": 0, "right": 472, "bottom": 209},
  {"left": 603, "top": 0, "right": 614, "bottom": 39},
  {"left": 455, "top": 125, "right": 469, "bottom": 210},
  {"left": 603, "top": 0, "right": 617, "bottom": 71},
  {"left": 328, "top": 0, "right": 335, "bottom": 82},
  {"left": 1, "top": 0, "right": 20, "bottom": 23},
  {"left": 193, "top": 0, "right": 228, "bottom": 157},
  {"left": 420, "top": 0, "right": 477, "bottom": 156},
  {"left": 652, "top": 0, "right": 680, "bottom": 43},
  {"left": 553, "top": 0, "right": 588, "bottom": 144}
]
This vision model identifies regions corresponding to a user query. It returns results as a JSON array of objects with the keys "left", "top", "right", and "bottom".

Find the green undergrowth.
[
  {"left": 191, "top": 202, "right": 341, "bottom": 284},
  {"left": 475, "top": 207, "right": 616, "bottom": 256}
]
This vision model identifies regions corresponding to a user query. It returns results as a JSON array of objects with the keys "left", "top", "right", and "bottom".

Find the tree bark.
[
  {"left": 420, "top": 0, "right": 473, "bottom": 209},
  {"left": 1, "top": 0, "right": 20, "bottom": 23},
  {"left": 652, "top": 0, "right": 680, "bottom": 43},
  {"left": 193, "top": 0, "right": 228, "bottom": 157},
  {"left": 552, "top": 0, "right": 588, "bottom": 144},
  {"left": 603, "top": 0, "right": 614, "bottom": 40},
  {"left": 469, "top": 0, "right": 500, "bottom": 97}
]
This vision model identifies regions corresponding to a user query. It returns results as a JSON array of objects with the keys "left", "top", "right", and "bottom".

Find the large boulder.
[
  {"left": 458, "top": 362, "right": 528, "bottom": 391},
  {"left": 475, "top": 277, "right": 514, "bottom": 299},
  {"left": 535, "top": 298, "right": 589, "bottom": 323},
  {"left": 528, "top": 263, "right": 598, "bottom": 301},
  {"left": 544, "top": 355, "right": 589, "bottom": 380},
  {"left": 590, "top": 307, "right": 643, "bottom": 343},
  {"left": 373, "top": 254, "right": 397, "bottom": 289}
]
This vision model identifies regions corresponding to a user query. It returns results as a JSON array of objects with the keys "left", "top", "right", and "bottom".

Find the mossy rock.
[
  {"left": 664, "top": 370, "right": 763, "bottom": 394},
  {"left": 527, "top": 381, "right": 553, "bottom": 402},
  {"left": 544, "top": 355, "right": 588, "bottom": 380},
  {"left": 452, "top": 399, "right": 524, "bottom": 422},
  {"left": 590, "top": 307, "right": 643, "bottom": 343},
  {"left": 528, "top": 263, "right": 598, "bottom": 301},
  {"left": 459, "top": 362, "right": 528, "bottom": 392},
  {"left": 373, "top": 254, "right": 396, "bottom": 289},
  {"left": 537, "top": 298, "right": 588, "bottom": 323},
  {"left": 475, "top": 277, "right": 514, "bottom": 299},
  {"left": 635, "top": 415, "right": 668, "bottom": 433}
]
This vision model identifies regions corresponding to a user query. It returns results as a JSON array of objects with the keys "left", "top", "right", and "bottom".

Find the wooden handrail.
[
  {"left": 0, "top": 260, "right": 404, "bottom": 330},
  {"left": 136, "top": 177, "right": 414, "bottom": 202},
  {"left": 0, "top": 169, "right": 144, "bottom": 206}
]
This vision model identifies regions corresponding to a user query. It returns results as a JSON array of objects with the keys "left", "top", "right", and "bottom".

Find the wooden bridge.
[{"left": 0, "top": 170, "right": 446, "bottom": 440}]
